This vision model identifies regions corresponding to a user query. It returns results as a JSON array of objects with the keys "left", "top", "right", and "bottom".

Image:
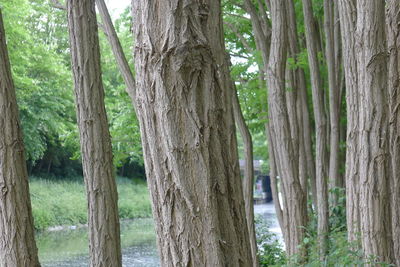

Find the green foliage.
[
  {"left": 1, "top": 0, "right": 143, "bottom": 175},
  {"left": 30, "top": 176, "right": 152, "bottom": 231},
  {"left": 255, "top": 215, "right": 286, "bottom": 266}
]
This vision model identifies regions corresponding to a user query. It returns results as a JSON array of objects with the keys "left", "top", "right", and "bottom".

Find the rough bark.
[
  {"left": 267, "top": 0, "right": 307, "bottom": 257},
  {"left": 66, "top": 1, "right": 122, "bottom": 266},
  {"left": 302, "top": 0, "right": 329, "bottom": 257},
  {"left": 355, "top": 0, "right": 393, "bottom": 263},
  {"left": 337, "top": 0, "right": 360, "bottom": 244},
  {"left": 324, "top": 0, "right": 341, "bottom": 205},
  {"left": 387, "top": 1, "right": 400, "bottom": 265},
  {"left": 231, "top": 81, "right": 258, "bottom": 267},
  {"left": 0, "top": 9, "right": 41, "bottom": 267},
  {"left": 132, "top": 1, "right": 253, "bottom": 266}
]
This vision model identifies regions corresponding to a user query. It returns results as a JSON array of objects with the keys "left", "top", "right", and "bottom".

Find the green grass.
[{"left": 30, "top": 176, "right": 152, "bottom": 231}]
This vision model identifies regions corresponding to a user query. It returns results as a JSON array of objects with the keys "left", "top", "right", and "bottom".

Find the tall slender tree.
[
  {"left": 338, "top": 0, "right": 361, "bottom": 245},
  {"left": 267, "top": 0, "right": 308, "bottom": 257},
  {"left": 355, "top": 0, "right": 393, "bottom": 263},
  {"left": 302, "top": 0, "right": 329, "bottom": 257},
  {"left": 132, "top": 0, "right": 253, "bottom": 266},
  {"left": 231, "top": 79, "right": 258, "bottom": 266},
  {"left": 387, "top": 1, "right": 400, "bottom": 265},
  {"left": 0, "top": 9, "right": 41, "bottom": 267},
  {"left": 66, "top": 0, "right": 122, "bottom": 266}
]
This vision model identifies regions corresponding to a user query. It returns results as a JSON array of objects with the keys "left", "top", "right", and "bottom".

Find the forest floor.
[{"left": 29, "top": 176, "right": 152, "bottom": 231}]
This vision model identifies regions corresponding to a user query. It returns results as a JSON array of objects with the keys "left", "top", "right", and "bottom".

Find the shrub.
[{"left": 255, "top": 215, "right": 286, "bottom": 266}]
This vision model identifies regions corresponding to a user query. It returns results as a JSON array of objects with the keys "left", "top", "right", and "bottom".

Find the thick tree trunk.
[
  {"left": 231, "top": 82, "right": 258, "bottom": 267},
  {"left": 387, "top": 1, "right": 400, "bottom": 265},
  {"left": 355, "top": 0, "right": 394, "bottom": 263},
  {"left": 302, "top": 0, "right": 329, "bottom": 257},
  {"left": 338, "top": 0, "right": 361, "bottom": 244},
  {"left": 267, "top": 0, "right": 307, "bottom": 258},
  {"left": 132, "top": 1, "right": 253, "bottom": 266},
  {"left": 324, "top": 0, "right": 341, "bottom": 205},
  {"left": 66, "top": 1, "right": 122, "bottom": 266},
  {"left": 0, "top": 10, "right": 41, "bottom": 267}
]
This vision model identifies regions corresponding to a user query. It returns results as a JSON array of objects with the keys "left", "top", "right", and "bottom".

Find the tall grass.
[{"left": 29, "top": 177, "right": 152, "bottom": 231}]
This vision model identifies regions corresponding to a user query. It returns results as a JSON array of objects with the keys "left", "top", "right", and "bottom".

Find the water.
[
  {"left": 37, "top": 218, "right": 159, "bottom": 267},
  {"left": 254, "top": 202, "right": 282, "bottom": 241},
  {"left": 37, "top": 203, "right": 280, "bottom": 266}
]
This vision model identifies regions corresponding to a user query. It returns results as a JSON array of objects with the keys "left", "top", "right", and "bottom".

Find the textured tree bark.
[
  {"left": 0, "top": 10, "right": 41, "bottom": 267},
  {"left": 132, "top": 1, "right": 253, "bottom": 266},
  {"left": 337, "top": 0, "right": 361, "bottom": 244},
  {"left": 302, "top": 0, "right": 329, "bottom": 257},
  {"left": 66, "top": 1, "right": 122, "bottom": 266},
  {"left": 324, "top": 0, "right": 341, "bottom": 206},
  {"left": 355, "top": 0, "right": 394, "bottom": 263},
  {"left": 267, "top": 0, "right": 307, "bottom": 258},
  {"left": 231, "top": 81, "right": 258, "bottom": 267},
  {"left": 387, "top": 1, "right": 400, "bottom": 265}
]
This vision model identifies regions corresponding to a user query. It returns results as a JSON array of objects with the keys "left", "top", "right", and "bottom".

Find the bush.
[{"left": 255, "top": 215, "right": 286, "bottom": 266}]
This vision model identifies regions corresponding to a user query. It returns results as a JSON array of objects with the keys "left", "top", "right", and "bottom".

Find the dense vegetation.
[{"left": 1, "top": 0, "right": 144, "bottom": 179}]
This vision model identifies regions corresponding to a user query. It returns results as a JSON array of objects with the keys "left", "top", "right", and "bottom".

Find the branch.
[
  {"left": 95, "top": 0, "right": 136, "bottom": 107},
  {"left": 224, "top": 21, "right": 254, "bottom": 53},
  {"left": 50, "top": 0, "right": 66, "bottom": 10}
]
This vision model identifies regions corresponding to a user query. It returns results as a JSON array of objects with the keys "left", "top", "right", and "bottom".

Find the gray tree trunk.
[
  {"left": 355, "top": 0, "right": 393, "bottom": 263},
  {"left": 267, "top": 0, "right": 307, "bottom": 258},
  {"left": 324, "top": 0, "right": 341, "bottom": 206},
  {"left": 231, "top": 81, "right": 259, "bottom": 267},
  {"left": 66, "top": 0, "right": 122, "bottom": 266},
  {"left": 302, "top": 0, "right": 329, "bottom": 257},
  {"left": 337, "top": 0, "right": 361, "bottom": 244},
  {"left": 132, "top": 1, "right": 253, "bottom": 266},
  {"left": 387, "top": 1, "right": 400, "bottom": 265},
  {"left": 0, "top": 9, "right": 41, "bottom": 267}
]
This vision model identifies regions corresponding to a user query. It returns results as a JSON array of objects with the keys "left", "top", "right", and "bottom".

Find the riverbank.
[{"left": 30, "top": 176, "right": 152, "bottom": 231}]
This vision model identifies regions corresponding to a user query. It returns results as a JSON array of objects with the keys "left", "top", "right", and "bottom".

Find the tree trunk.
[
  {"left": 132, "top": 1, "right": 253, "bottom": 266},
  {"left": 302, "top": 0, "right": 329, "bottom": 257},
  {"left": 355, "top": 0, "right": 394, "bottom": 263},
  {"left": 0, "top": 9, "right": 41, "bottom": 267},
  {"left": 66, "top": 1, "right": 122, "bottom": 266},
  {"left": 267, "top": 0, "right": 307, "bottom": 258},
  {"left": 231, "top": 81, "right": 258, "bottom": 267},
  {"left": 324, "top": 0, "right": 341, "bottom": 206},
  {"left": 337, "top": 0, "right": 361, "bottom": 244},
  {"left": 387, "top": 1, "right": 400, "bottom": 265}
]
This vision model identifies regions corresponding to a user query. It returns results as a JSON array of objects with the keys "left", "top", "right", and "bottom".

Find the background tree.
[
  {"left": 267, "top": 0, "right": 308, "bottom": 258},
  {"left": 0, "top": 8, "right": 41, "bottom": 267},
  {"left": 302, "top": 0, "right": 329, "bottom": 257},
  {"left": 66, "top": 0, "right": 122, "bottom": 265}
]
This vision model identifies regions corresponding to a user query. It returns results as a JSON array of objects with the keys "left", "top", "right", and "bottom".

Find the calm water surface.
[{"left": 37, "top": 203, "right": 279, "bottom": 266}]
